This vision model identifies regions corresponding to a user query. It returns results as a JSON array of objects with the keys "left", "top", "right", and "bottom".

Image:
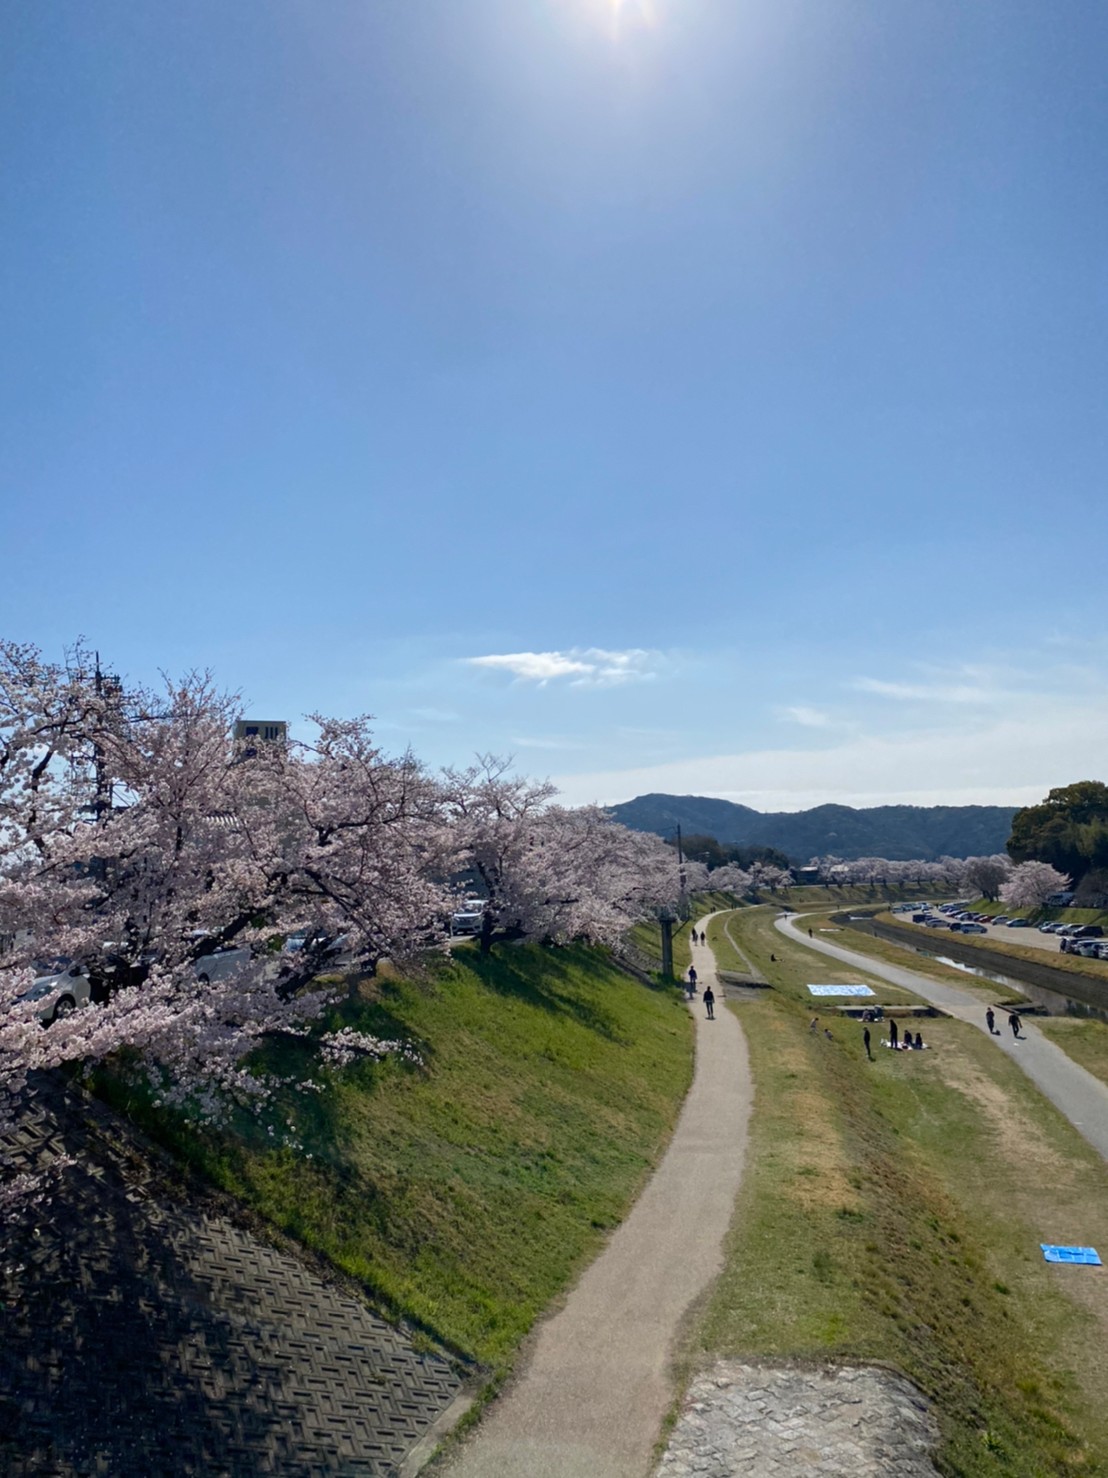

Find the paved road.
[
  {"left": 776, "top": 912, "right": 1108, "bottom": 1164},
  {"left": 444, "top": 915, "right": 752, "bottom": 1478}
]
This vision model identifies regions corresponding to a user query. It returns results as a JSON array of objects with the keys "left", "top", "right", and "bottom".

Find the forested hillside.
[{"left": 610, "top": 794, "right": 1016, "bottom": 862}]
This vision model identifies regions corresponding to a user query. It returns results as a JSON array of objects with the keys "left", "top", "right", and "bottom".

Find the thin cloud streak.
[
  {"left": 465, "top": 647, "right": 662, "bottom": 687},
  {"left": 851, "top": 677, "right": 1000, "bottom": 704},
  {"left": 510, "top": 734, "right": 588, "bottom": 751},
  {"left": 778, "top": 705, "right": 834, "bottom": 728}
]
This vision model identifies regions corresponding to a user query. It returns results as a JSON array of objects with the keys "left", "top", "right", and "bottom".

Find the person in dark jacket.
[{"left": 703, "top": 985, "right": 715, "bottom": 1020}]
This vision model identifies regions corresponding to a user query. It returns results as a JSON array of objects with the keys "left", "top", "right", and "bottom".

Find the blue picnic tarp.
[{"left": 1041, "top": 1244, "right": 1102, "bottom": 1265}]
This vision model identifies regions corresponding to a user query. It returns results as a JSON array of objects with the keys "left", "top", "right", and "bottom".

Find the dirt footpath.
[{"left": 443, "top": 916, "right": 752, "bottom": 1478}]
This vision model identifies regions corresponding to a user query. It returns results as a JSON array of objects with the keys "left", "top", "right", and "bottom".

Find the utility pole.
[
  {"left": 658, "top": 907, "right": 674, "bottom": 981},
  {"left": 92, "top": 651, "right": 122, "bottom": 824}
]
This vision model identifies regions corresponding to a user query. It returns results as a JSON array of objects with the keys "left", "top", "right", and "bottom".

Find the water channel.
[{"left": 910, "top": 944, "right": 1108, "bottom": 1023}]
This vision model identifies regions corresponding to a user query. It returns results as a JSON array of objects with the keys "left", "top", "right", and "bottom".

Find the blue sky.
[{"left": 4, "top": 1, "right": 1107, "bottom": 810}]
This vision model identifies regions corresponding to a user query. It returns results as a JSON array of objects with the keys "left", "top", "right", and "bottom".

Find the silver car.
[{"left": 191, "top": 944, "right": 257, "bottom": 985}]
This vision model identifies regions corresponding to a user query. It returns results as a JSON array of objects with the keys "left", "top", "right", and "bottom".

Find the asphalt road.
[
  {"left": 443, "top": 915, "right": 752, "bottom": 1478},
  {"left": 776, "top": 912, "right": 1108, "bottom": 1164}
]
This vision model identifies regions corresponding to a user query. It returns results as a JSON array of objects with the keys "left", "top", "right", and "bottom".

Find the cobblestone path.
[
  {"left": 0, "top": 1078, "right": 465, "bottom": 1477},
  {"left": 655, "top": 1362, "right": 939, "bottom": 1477}
]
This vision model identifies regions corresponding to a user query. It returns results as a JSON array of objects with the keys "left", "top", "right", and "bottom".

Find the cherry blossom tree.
[
  {"left": 441, "top": 756, "right": 685, "bottom": 951},
  {"left": 961, "top": 854, "right": 1013, "bottom": 902},
  {"left": 999, "top": 861, "right": 1072, "bottom": 912},
  {"left": 814, "top": 855, "right": 850, "bottom": 886},
  {"left": 702, "top": 863, "right": 753, "bottom": 895},
  {"left": 0, "top": 643, "right": 451, "bottom": 1155},
  {"left": 748, "top": 861, "right": 792, "bottom": 894},
  {"left": 678, "top": 859, "right": 711, "bottom": 895}
]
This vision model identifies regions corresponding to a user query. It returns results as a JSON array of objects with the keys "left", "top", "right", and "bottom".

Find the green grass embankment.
[
  {"left": 1037, "top": 1018, "right": 1108, "bottom": 1091},
  {"left": 701, "top": 908, "right": 1108, "bottom": 1476},
  {"left": 100, "top": 943, "right": 693, "bottom": 1373}
]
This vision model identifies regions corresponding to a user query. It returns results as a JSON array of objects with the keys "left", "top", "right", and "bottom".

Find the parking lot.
[{"left": 895, "top": 904, "right": 1108, "bottom": 963}]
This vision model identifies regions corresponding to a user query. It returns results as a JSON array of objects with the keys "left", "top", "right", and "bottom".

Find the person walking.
[
  {"left": 986, "top": 1007, "right": 996, "bottom": 1035},
  {"left": 1009, "top": 1011, "right": 1022, "bottom": 1040},
  {"left": 703, "top": 984, "right": 715, "bottom": 1020},
  {"left": 863, "top": 1025, "right": 873, "bottom": 1060},
  {"left": 808, "top": 927, "right": 813, "bottom": 938},
  {"left": 889, "top": 1017, "right": 899, "bottom": 1051}
]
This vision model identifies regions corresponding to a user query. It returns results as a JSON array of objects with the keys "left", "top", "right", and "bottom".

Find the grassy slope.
[
  {"left": 631, "top": 886, "right": 945, "bottom": 983},
  {"left": 700, "top": 908, "right": 1108, "bottom": 1477},
  {"left": 101, "top": 943, "right": 693, "bottom": 1372},
  {"left": 970, "top": 900, "right": 1108, "bottom": 929},
  {"left": 1037, "top": 1018, "right": 1108, "bottom": 1090}
]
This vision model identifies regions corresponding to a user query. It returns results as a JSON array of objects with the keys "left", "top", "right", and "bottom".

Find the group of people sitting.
[{"left": 887, "top": 1028, "right": 927, "bottom": 1050}]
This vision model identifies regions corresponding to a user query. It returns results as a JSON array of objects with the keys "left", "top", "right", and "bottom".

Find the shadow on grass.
[{"left": 465, "top": 945, "right": 628, "bottom": 1042}]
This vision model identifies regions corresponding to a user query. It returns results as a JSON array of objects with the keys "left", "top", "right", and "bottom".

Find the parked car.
[
  {"left": 1039, "top": 922, "right": 1060, "bottom": 932},
  {"left": 18, "top": 959, "right": 92, "bottom": 1024},
  {"left": 1073, "top": 925, "right": 1104, "bottom": 939},
  {"left": 282, "top": 929, "right": 348, "bottom": 959},
  {"left": 1073, "top": 941, "right": 1102, "bottom": 957},
  {"left": 191, "top": 944, "right": 256, "bottom": 984},
  {"left": 992, "top": 917, "right": 1010, "bottom": 926},
  {"left": 452, "top": 898, "right": 484, "bottom": 934},
  {"left": 957, "top": 922, "right": 988, "bottom": 934},
  {"left": 1008, "top": 918, "right": 1031, "bottom": 928},
  {"left": 922, "top": 918, "right": 948, "bottom": 928}
]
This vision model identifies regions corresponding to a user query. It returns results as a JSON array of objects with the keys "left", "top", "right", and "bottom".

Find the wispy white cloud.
[
  {"left": 465, "top": 647, "right": 661, "bottom": 687},
  {"left": 408, "top": 706, "right": 460, "bottom": 723},
  {"left": 778, "top": 704, "right": 834, "bottom": 728},
  {"left": 509, "top": 734, "right": 588, "bottom": 751},
  {"left": 851, "top": 677, "right": 997, "bottom": 704}
]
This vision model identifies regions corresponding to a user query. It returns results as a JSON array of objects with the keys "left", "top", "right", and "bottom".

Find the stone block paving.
[
  {"left": 0, "top": 1078, "right": 464, "bottom": 1476},
  {"left": 655, "top": 1362, "right": 940, "bottom": 1477}
]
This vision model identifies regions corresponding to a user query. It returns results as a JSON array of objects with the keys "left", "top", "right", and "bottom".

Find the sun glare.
[
  {"left": 609, "top": 0, "right": 658, "bottom": 37},
  {"left": 565, "top": 0, "right": 658, "bottom": 40}
]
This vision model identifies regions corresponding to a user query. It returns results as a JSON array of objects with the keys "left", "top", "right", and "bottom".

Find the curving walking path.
[
  {"left": 443, "top": 916, "right": 752, "bottom": 1478},
  {"left": 777, "top": 912, "right": 1108, "bottom": 1163}
]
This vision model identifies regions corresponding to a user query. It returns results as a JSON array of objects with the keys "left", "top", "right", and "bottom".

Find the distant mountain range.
[{"left": 609, "top": 794, "right": 1017, "bottom": 863}]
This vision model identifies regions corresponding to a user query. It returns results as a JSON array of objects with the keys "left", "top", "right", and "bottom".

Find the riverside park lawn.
[{"left": 699, "top": 906, "right": 1108, "bottom": 1478}]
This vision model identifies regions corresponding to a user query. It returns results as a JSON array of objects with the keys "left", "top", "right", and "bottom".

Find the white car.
[{"left": 19, "top": 959, "right": 92, "bottom": 1024}]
